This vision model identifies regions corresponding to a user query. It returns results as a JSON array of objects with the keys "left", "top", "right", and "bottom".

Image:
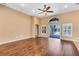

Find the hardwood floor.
[
  {"left": 0, "top": 37, "right": 79, "bottom": 56},
  {"left": 61, "top": 40, "right": 79, "bottom": 56}
]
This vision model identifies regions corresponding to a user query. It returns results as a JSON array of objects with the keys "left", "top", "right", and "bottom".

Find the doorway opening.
[
  {"left": 48, "top": 18, "right": 61, "bottom": 39},
  {"left": 35, "top": 24, "right": 39, "bottom": 38}
]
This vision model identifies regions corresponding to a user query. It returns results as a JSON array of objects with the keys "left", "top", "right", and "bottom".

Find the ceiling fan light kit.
[{"left": 38, "top": 4, "right": 53, "bottom": 15}]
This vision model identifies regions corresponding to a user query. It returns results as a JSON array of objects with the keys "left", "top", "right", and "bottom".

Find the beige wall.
[
  {"left": 1, "top": 4, "right": 79, "bottom": 44},
  {"left": 39, "top": 10, "right": 79, "bottom": 41},
  {"left": 59, "top": 10, "right": 79, "bottom": 41},
  {"left": 0, "top": 5, "right": 33, "bottom": 44},
  {"left": 39, "top": 17, "right": 52, "bottom": 37},
  {"left": 32, "top": 17, "right": 40, "bottom": 37}
]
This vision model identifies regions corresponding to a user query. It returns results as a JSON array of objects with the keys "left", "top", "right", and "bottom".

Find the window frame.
[
  {"left": 63, "top": 23, "right": 72, "bottom": 37},
  {"left": 41, "top": 25, "right": 47, "bottom": 34}
]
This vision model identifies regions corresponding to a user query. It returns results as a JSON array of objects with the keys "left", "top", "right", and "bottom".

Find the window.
[
  {"left": 63, "top": 23, "right": 72, "bottom": 37},
  {"left": 42, "top": 26, "right": 46, "bottom": 33}
]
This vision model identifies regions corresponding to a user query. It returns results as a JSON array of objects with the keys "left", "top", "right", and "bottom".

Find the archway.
[
  {"left": 48, "top": 17, "right": 62, "bottom": 55},
  {"left": 48, "top": 17, "right": 61, "bottom": 39}
]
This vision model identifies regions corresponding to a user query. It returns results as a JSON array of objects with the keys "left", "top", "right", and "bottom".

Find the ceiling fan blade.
[
  {"left": 38, "top": 9, "right": 43, "bottom": 11},
  {"left": 46, "top": 6, "right": 50, "bottom": 10},
  {"left": 44, "top": 5, "right": 46, "bottom": 8},
  {"left": 47, "top": 11, "right": 53, "bottom": 13},
  {"left": 38, "top": 12, "right": 43, "bottom": 14}
]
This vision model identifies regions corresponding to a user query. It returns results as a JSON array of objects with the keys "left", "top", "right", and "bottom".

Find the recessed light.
[
  {"left": 32, "top": 10, "right": 35, "bottom": 13},
  {"left": 20, "top": 4, "right": 25, "bottom": 7},
  {"left": 64, "top": 5, "right": 68, "bottom": 8}
]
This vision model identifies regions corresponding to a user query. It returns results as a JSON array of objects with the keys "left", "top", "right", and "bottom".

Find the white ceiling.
[{"left": 3, "top": 3, "right": 79, "bottom": 18}]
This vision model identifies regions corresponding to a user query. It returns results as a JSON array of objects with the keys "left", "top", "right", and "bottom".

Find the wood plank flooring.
[{"left": 0, "top": 37, "right": 79, "bottom": 56}]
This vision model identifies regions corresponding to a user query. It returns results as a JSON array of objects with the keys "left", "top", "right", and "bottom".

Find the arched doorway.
[
  {"left": 48, "top": 17, "right": 62, "bottom": 55},
  {"left": 48, "top": 18, "right": 61, "bottom": 39}
]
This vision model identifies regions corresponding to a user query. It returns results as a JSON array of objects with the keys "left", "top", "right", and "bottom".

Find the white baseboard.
[
  {"left": 62, "top": 39, "right": 79, "bottom": 42},
  {"left": 39, "top": 35, "right": 48, "bottom": 37},
  {"left": 31, "top": 36, "right": 36, "bottom": 38},
  {"left": 0, "top": 36, "right": 32, "bottom": 45}
]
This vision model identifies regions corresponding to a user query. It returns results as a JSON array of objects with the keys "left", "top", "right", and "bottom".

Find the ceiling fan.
[{"left": 38, "top": 5, "right": 53, "bottom": 15}]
